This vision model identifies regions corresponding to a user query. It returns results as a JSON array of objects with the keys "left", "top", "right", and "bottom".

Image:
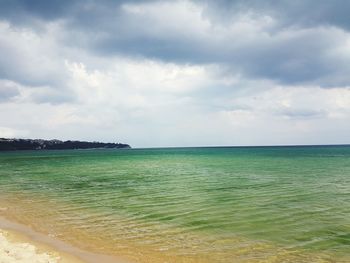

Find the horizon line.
[
  {"left": 133, "top": 143, "right": 350, "bottom": 149},
  {"left": 1, "top": 137, "right": 349, "bottom": 150}
]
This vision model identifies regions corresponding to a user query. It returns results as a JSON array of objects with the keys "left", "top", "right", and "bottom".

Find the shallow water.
[{"left": 0, "top": 146, "right": 349, "bottom": 262}]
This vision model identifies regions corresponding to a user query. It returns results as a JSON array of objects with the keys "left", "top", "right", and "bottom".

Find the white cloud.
[
  {"left": 0, "top": 21, "right": 68, "bottom": 87},
  {"left": 229, "top": 86, "right": 350, "bottom": 119},
  {"left": 0, "top": 126, "right": 28, "bottom": 138},
  {"left": 121, "top": 0, "right": 211, "bottom": 39},
  {"left": 0, "top": 1, "right": 350, "bottom": 147}
]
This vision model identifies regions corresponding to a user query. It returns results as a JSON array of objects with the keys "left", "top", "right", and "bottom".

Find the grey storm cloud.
[
  {"left": 2, "top": 0, "right": 350, "bottom": 29},
  {"left": 0, "top": 0, "right": 350, "bottom": 86},
  {"left": 198, "top": 0, "right": 350, "bottom": 30},
  {"left": 0, "top": 0, "right": 79, "bottom": 22},
  {"left": 0, "top": 1, "right": 350, "bottom": 147}
]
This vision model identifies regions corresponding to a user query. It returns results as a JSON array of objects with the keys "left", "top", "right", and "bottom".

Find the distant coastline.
[{"left": 0, "top": 138, "right": 131, "bottom": 151}]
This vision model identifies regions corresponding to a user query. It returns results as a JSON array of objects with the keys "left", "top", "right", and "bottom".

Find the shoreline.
[{"left": 0, "top": 216, "right": 129, "bottom": 263}]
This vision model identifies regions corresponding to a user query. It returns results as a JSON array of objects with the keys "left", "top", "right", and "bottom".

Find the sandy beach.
[
  {"left": 0, "top": 230, "right": 59, "bottom": 263},
  {"left": 0, "top": 215, "right": 128, "bottom": 263},
  {"left": 0, "top": 218, "right": 86, "bottom": 263}
]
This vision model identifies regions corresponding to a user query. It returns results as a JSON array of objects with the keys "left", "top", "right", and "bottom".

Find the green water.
[{"left": 0, "top": 146, "right": 349, "bottom": 262}]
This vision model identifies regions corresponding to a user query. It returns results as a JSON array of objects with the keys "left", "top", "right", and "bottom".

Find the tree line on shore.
[{"left": 0, "top": 138, "right": 131, "bottom": 151}]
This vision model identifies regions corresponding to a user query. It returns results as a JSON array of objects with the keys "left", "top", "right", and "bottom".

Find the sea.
[{"left": 0, "top": 146, "right": 349, "bottom": 262}]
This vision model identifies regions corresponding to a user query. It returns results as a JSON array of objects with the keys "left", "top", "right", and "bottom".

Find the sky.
[{"left": 0, "top": 0, "right": 350, "bottom": 148}]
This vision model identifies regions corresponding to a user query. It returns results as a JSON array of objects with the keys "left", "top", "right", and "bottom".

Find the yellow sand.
[
  {"left": 0, "top": 215, "right": 128, "bottom": 263},
  {"left": 0, "top": 229, "right": 59, "bottom": 263}
]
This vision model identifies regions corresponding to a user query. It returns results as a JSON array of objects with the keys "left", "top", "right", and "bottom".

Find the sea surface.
[{"left": 0, "top": 146, "right": 349, "bottom": 262}]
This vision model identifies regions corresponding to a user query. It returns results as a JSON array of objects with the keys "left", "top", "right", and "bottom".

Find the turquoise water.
[{"left": 0, "top": 146, "right": 349, "bottom": 262}]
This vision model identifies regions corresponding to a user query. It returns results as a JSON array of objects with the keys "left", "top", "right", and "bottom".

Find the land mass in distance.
[{"left": 0, "top": 138, "right": 131, "bottom": 151}]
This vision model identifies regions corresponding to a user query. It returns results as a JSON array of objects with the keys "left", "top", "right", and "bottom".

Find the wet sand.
[{"left": 0, "top": 216, "right": 129, "bottom": 263}]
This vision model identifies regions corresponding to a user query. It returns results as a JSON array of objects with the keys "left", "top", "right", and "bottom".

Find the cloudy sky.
[{"left": 0, "top": 0, "right": 349, "bottom": 147}]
